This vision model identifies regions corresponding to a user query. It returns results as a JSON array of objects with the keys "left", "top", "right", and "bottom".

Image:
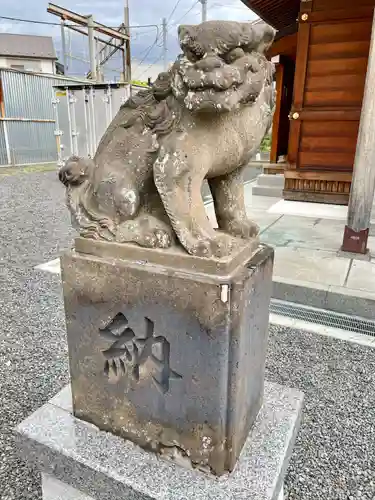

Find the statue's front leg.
[
  {"left": 209, "top": 167, "right": 259, "bottom": 239},
  {"left": 153, "top": 151, "right": 226, "bottom": 257}
]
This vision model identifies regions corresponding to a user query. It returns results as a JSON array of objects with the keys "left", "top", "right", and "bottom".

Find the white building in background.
[{"left": 0, "top": 33, "right": 57, "bottom": 74}]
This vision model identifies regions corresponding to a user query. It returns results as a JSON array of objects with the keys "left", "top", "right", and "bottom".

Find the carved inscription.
[{"left": 99, "top": 313, "right": 182, "bottom": 394}]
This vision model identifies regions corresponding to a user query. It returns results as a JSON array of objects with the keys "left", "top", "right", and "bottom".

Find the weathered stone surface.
[
  {"left": 74, "top": 235, "right": 260, "bottom": 275},
  {"left": 60, "top": 243, "right": 274, "bottom": 476},
  {"left": 16, "top": 382, "right": 303, "bottom": 500},
  {"left": 59, "top": 20, "right": 275, "bottom": 258}
]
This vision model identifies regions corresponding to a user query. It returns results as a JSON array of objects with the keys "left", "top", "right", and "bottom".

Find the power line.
[
  {"left": 166, "top": 0, "right": 184, "bottom": 24},
  {"left": 135, "top": 50, "right": 164, "bottom": 79},
  {"left": 130, "top": 27, "right": 158, "bottom": 36},
  {"left": 0, "top": 15, "right": 58, "bottom": 26},
  {"left": 0, "top": 15, "right": 159, "bottom": 30},
  {"left": 209, "top": 2, "right": 250, "bottom": 9},
  {"left": 132, "top": 37, "right": 159, "bottom": 69},
  {"left": 0, "top": 12, "right": 160, "bottom": 73},
  {"left": 168, "top": 0, "right": 200, "bottom": 33},
  {"left": 108, "top": 1, "right": 200, "bottom": 80}
]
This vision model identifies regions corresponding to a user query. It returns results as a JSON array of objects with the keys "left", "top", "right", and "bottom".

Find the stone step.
[
  {"left": 264, "top": 164, "right": 285, "bottom": 175},
  {"left": 252, "top": 185, "right": 283, "bottom": 198},
  {"left": 257, "top": 174, "right": 285, "bottom": 188}
]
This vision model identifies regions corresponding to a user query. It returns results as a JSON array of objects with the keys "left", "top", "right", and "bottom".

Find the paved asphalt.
[{"left": 0, "top": 170, "right": 374, "bottom": 499}]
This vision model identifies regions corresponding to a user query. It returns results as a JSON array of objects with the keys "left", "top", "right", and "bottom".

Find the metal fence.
[
  {"left": 0, "top": 67, "right": 269, "bottom": 167},
  {"left": 0, "top": 69, "right": 126, "bottom": 167},
  {"left": 0, "top": 121, "right": 8, "bottom": 165},
  {"left": 53, "top": 83, "right": 133, "bottom": 165}
]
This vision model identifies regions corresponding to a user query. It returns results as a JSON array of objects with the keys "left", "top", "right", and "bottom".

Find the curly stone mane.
[{"left": 95, "top": 73, "right": 179, "bottom": 161}]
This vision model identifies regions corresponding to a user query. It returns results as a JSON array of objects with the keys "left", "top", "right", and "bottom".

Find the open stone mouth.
[
  {"left": 180, "top": 71, "right": 245, "bottom": 93},
  {"left": 177, "top": 56, "right": 258, "bottom": 94},
  {"left": 181, "top": 71, "right": 256, "bottom": 97},
  {"left": 185, "top": 82, "right": 241, "bottom": 93}
]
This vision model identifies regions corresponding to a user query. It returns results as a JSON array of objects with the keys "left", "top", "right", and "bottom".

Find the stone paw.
[
  {"left": 211, "top": 233, "right": 234, "bottom": 258},
  {"left": 189, "top": 239, "right": 214, "bottom": 258},
  {"left": 154, "top": 229, "right": 173, "bottom": 249},
  {"left": 139, "top": 228, "right": 173, "bottom": 249},
  {"left": 116, "top": 219, "right": 173, "bottom": 249},
  {"left": 188, "top": 235, "right": 233, "bottom": 259},
  {"left": 223, "top": 219, "right": 260, "bottom": 239}
]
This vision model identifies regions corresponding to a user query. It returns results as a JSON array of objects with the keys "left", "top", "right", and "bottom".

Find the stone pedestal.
[
  {"left": 15, "top": 239, "right": 304, "bottom": 498},
  {"left": 16, "top": 383, "right": 303, "bottom": 500},
  {"left": 60, "top": 240, "right": 274, "bottom": 476}
]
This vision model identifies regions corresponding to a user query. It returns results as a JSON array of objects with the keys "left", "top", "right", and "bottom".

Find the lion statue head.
[{"left": 169, "top": 20, "right": 275, "bottom": 113}]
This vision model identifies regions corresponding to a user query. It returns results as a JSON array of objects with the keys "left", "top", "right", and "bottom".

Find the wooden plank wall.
[
  {"left": 301, "top": 19, "right": 371, "bottom": 170},
  {"left": 284, "top": 0, "right": 375, "bottom": 204}
]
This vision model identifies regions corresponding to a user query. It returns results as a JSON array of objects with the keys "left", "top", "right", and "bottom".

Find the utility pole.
[
  {"left": 87, "top": 15, "right": 97, "bottom": 81},
  {"left": 60, "top": 19, "right": 68, "bottom": 74},
  {"left": 199, "top": 0, "right": 207, "bottom": 22},
  {"left": 124, "top": 0, "right": 132, "bottom": 84},
  {"left": 95, "top": 38, "right": 104, "bottom": 82},
  {"left": 162, "top": 17, "right": 168, "bottom": 71}
]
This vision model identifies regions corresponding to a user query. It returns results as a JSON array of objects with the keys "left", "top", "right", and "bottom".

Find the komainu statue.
[{"left": 59, "top": 21, "right": 275, "bottom": 258}]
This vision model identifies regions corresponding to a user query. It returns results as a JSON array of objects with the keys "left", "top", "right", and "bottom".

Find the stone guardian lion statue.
[{"left": 59, "top": 20, "right": 276, "bottom": 258}]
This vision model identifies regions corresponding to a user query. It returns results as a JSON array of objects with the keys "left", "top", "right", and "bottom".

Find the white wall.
[
  {"left": 0, "top": 57, "right": 55, "bottom": 74},
  {"left": 40, "top": 59, "right": 55, "bottom": 74}
]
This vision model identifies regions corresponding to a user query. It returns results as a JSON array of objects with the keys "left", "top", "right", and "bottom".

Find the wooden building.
[{"left": 242, "top": 0, "right": 375, "bottom": 205}]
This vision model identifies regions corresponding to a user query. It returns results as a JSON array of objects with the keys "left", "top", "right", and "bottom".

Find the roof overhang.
[
  {"left": 0, "top": 54, "right": 58, "bottom": 61},
  {"left": 241, "top": 0, "right": 300, "bottom": 38}
]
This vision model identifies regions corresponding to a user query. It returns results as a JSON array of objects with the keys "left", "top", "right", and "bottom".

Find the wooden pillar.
[
  {"left": 342, "top": 10, "right": 375, "bottom": 254},
  {"left": 270, "top": 62, "right": 284, "bottom": 164}
]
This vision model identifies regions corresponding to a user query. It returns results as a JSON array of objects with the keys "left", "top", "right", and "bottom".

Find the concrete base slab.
[
  {"left": 252, "top": 185, "right": 284, "bottom": 198},
  {"left": 260, "top": 215, "right": 350, "bottom": 253},
  {"left": 272, "top": 277, "right": 375, "bottom": 321},
  {"left": 42, "top": 473, "right": 93, "bottom": 500},
  {"left": 35, "top": 258, "right": 61, "bottom": 274},
  {"left": 42, "top": 473, "right": 285, "bottom": 500},
  {"left": 268, "top": 200, "right": 375, "bottom": 224},
  {"left": 257, "top": 174, "right": 285, "bottom": 188},
  {"left": 252, "top": 175, "right": 284, "bottom": 198},
  {"left": 274, "top": 247, "right": 351, "bottom": 287},
  {"left": 16, "top": 383, "right": 303, "bottom": 500},
  {"left": 346, "top": 260, "right": 375, "bottom": 293},
  {"left": 268, "top": 200, "right": 349, "bottom": 220},
  {"left": 337, "top": 249, "right": 372, "bottom": 262}
]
